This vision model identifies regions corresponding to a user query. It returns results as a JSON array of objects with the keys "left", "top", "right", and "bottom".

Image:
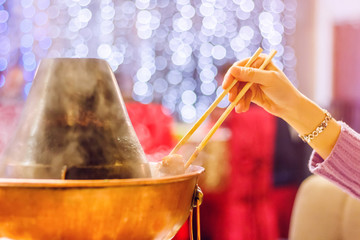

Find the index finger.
[
  {"left": 222, "top": 55, "right": 263, "bottom": 89},
  {"left": 222, "top": 70, "right": 235, "bottom": 89},
  {"left": 222, "top": 57, "right": 260, "bottom": 89}
]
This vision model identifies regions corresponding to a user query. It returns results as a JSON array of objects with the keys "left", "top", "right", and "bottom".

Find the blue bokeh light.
[
  {"left": 24, "top": 82, "right": 32, "bottom": 96},
  {"left": 0, "top": 0, "right": 297, "bottom": 122},
  {"left": 0, "top": 57, "right": 7, "bottom": 71},
  {"left": 0, "top": 10, "right": 9, "bottom": 23},
  {"left": 0, "top": 75, "right": 5, "bottom": 88}
]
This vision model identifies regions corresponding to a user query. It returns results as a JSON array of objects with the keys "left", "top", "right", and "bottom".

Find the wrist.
[
  {"left": 278, "top": 91, "right": 341, "bottom": 159},
  {"left": 281, "top": 93, "right": 325, "bottom": 135},
  {"left": 298, "top": 110, "right": 332, "bottom": 143}
]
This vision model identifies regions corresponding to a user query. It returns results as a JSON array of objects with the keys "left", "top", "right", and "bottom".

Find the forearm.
[{"left": 281, "top": 94, "right": 341, "bottom": 159}]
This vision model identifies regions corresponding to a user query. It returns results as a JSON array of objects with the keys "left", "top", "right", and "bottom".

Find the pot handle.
[
  {"left": 192, "top": 184, "right": 203, "bottom": 208},
  {"left": 190, "top": 185, "right": 203, "bottom": 240}
]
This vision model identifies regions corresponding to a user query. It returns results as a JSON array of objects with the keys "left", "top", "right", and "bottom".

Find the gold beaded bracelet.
[{"left": 299, "top": 110, "right": 332, "bottom": 143}]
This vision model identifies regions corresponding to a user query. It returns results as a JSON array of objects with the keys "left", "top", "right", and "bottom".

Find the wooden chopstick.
[
  {"left": 184, "top": 50, "right": 277, "bottom": 169},
  {"left": 168, "top": 47, "right": 263, "bottom": 156}
]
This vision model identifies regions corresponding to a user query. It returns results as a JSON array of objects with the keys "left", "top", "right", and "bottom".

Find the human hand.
[
  {"left": 222, "top": 54, "right": 302, "bottom": 120},
  {"left": 222, "top": 54, "right": 342, "bottom": 159}
]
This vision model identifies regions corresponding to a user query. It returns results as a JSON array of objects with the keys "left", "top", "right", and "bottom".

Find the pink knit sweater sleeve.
[{"left": 309, "top": 121, "right": 360, "bottom": 199}]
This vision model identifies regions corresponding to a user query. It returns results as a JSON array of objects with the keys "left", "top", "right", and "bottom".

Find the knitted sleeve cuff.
[{"left": 309, "top": 121, "right": 360, "bottom": 199}]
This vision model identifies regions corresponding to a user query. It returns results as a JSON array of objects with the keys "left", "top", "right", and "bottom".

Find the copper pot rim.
[{"left": 0, "top": 165, "right": 204, "bottom": 188}]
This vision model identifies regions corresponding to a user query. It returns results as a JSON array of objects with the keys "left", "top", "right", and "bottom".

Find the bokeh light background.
[{"left": 0, "top": 0, "right": 297, "bottom": 122}]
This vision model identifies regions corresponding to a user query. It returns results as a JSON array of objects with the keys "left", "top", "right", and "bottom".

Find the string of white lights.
[
  {"left": 0, "top": 0, "right": 297, "bottom": 123},
  {"left": 0, "top": 0, "right": 9, "bottom": 88}
]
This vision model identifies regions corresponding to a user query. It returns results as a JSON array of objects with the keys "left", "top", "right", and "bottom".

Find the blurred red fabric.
[
  {"left": 126, "top": 102, "right": 174, "bottom": 157},
  {"left": 201, "top": 106, "right": 278, "bottom": 240},
  {"left": 271, "top": 185, "right": 298, "bottom": 238}
]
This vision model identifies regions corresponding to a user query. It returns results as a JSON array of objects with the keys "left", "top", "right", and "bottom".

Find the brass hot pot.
[{"left": 0, "top": 58, "right": 204, "bottom": 239}]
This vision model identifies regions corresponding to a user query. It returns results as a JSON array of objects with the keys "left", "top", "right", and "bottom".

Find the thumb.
[{"left": 230, "top": 66, "right": 276, "bottom": 85}]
